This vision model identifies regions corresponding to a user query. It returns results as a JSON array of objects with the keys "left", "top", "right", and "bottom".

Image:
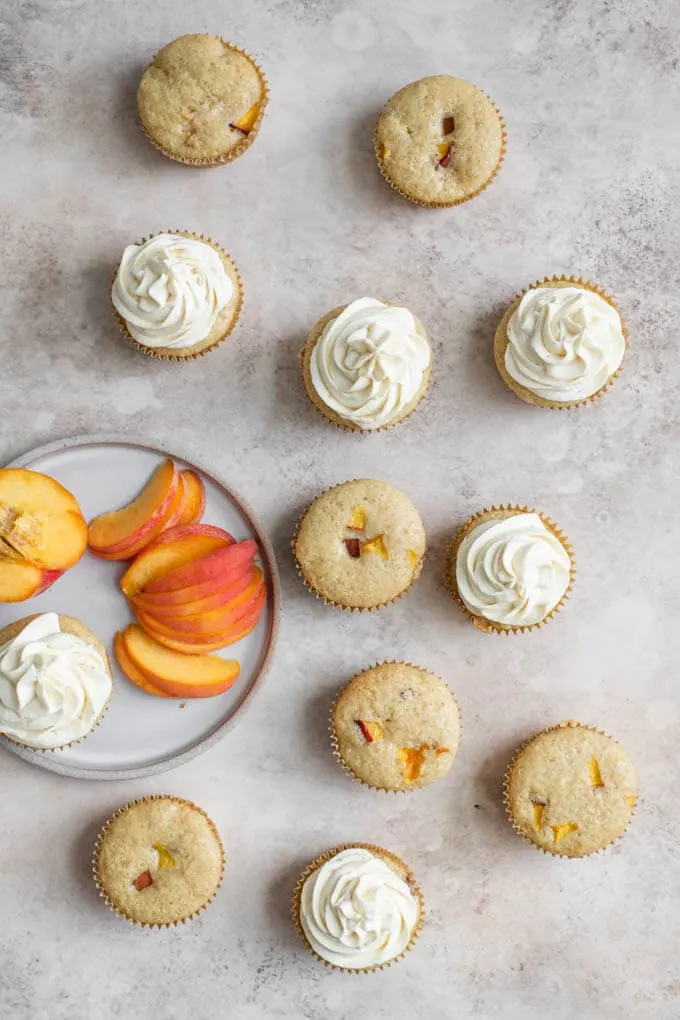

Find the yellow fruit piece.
[
  {"left": 397, "top": 746, "right": 425, "bottom": 782},
  {"left": 232, "top": 103, "right": 259, "bottom": 134},
  {"left": 361, "top": 534, "right": 389, "bottom": 560},
  {"left": 378, "top": 141, "right": 388, "bottom": 160},
  {"left": 347, "top": 506, "right": 366, "bottom": 531},
  {"left": 552, "top": 822, "right": 578, "bottom": 844},
  {"left": 437, "top": 143, "right": 450, "bottom": 158},
  {"left": 588, "top": 757, "right": 605, "bottom": 788},
  {"left": 408, "top": 549, "right": 419, "bottom": 568},
  {"left": 435, "top": 747, "right": 450, "bottom": 757},
  {"left": 625, "top": 795, "right": 637, "bottom": 809},
  {"left": 153, "top": 843, "right": 176, "bottom": 869},
  {"left": 356, "top": 719, "right": 383, "bottom": 743},
  {"left": 531, "top": 802, "right": 545, "bottom": 830}
]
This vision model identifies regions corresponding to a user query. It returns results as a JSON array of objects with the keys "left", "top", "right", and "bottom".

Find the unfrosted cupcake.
[
  {"left": 0, "top": 613, "right": 112, "bottom": 750},
  {"left": 293, "top": 479, "right": 426, "bottom": 610},
  {"left": 494, "top": 278, "right": 628, "bottom": 408},
  {"left": 112, "top": 231, "right": 243, "bottom": 360},
  {"left": 93, "top": 795, "right": 225, "bottom": 927},
  {"left": 447, "top": 506, "right": 574, "bottom": 633},
  {"left": 331, "top": 662, "right": 460, "bottom": 791},
  {"left": 137, "top": 34, "right": 268, "bottom": 166},
  {"left": 504, "top": 721, "right": 638, "bottom": 857},
  {"left": 375, "top": 75, "right": 505, "bottom": 207},
  {"left": 301, "top": 298, "right": 432, "bottom": 431},
  {"left": 292, "top": 844, "right": 423, "bottom": 971}
]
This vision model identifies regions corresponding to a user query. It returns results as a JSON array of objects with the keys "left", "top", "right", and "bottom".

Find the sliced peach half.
[
  {"left": 113, "top": 631, "right": 172, "bottom": 698},
  {"left": 144, "top": 538, "right": 257, "bottom": 594},
  {"left": 88, "top": 458, "right": 180, "bottom": 555},
  {"left": 176, "top": 471, "right": 205, "bottom": 526},
  {"left": 0, "top": 468, "right": 88, "bottom": 570},
  {"left": 133, "top": 562, "right": 256, "bottom": 618},
  {"left": 122, "top": 625, "right": 240, "bottom": 698}
]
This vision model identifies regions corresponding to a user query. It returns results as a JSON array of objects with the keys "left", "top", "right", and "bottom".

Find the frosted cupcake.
[
  {"left": 0, "top": 613, "right": 112, "bottom": 750},
  {"left": 447, "top": 507, "right": 574, "bottom": 633},
  {"left": 112, "top": 231, "right": 243, "bottom": 360},
  {"left": 494, "top": 278, "right": 628, "bottom": 408},
  {"left": 301, "top": 298, "right": 432, "bottom": 431},
  {"left": 137, "top": 34, "right": 268, "bottom": 166},
  {"left": 292, "top": 844, "right": 423, "bottom": 971}
]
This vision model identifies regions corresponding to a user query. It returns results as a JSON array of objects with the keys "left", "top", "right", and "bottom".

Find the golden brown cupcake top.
[
  {"left": 332, "top": 663, "right": 460, "bottom": 790},
  {"left": 506, "top": 723, "right": 638, "bottom": 857},
  {"left": 94, "top": 797, "right": 224, "bottom": 926},
  {"left": 294, "top": 479, "right": 426, "bottom": 609},
  {"left": 138, "top": 34, "right": 267, "bottom": 164}
]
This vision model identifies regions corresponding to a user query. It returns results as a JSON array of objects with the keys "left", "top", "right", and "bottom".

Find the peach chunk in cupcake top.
[{"left": 332, "top": 662, "right": 460, "bottom": 791}]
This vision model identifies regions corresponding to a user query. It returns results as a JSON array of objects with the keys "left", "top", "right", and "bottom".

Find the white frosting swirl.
[
  {"left": 310, "top": 297, "right": 431, "bottom": 429},
  {"left": 456, "top": 513, "right": 571, "bottom": 626},
  {"left": 504, "top": 286, "right": 625, "bottom": 402},
  {"left": 112, "top": 233, "right": 234, "bottom": 349},
  {"left": 300, "top": 847, "right": 419, "bottom": 969},
  {"left": 0, "top": 614, "right": 112, "bottom": 748}
]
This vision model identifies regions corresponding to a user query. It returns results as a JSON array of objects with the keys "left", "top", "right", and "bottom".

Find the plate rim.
[{"left": 0, "top": 432, "right": 281, "bottom": 781}]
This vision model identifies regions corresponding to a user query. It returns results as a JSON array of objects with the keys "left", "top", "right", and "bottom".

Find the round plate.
[{"left": 0, "top": 435, "right": 280, "bottom": 780}]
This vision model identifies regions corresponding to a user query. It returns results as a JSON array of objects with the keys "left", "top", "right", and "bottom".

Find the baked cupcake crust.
[
  {"left": 331, "top": 662, "right": 460, "bottom": 791},
  {"left": 137, "top": 34, "right": 267, "bottom": 165},
  {"left": 293, "top": 479, "right": 426, "bottom": 610},
  {"left": 375, "top": 75, "right": 505, "bottom": 207},
  {"left": 505, "top": 722, "right": 638, "bottom": 857}
]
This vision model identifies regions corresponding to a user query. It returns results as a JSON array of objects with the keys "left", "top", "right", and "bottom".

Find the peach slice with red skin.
[
  {"left": 138, "top": 600, "right": 263, "bottom": 654},
  {"left": 88, "top": 458, "right": 180, "bottom": 556},
  {"left": 122, "top": 625, "right": 240, "bottom": 698},
  {"left": 144, "top": 538, "right": 258, "bottom": 594},
  {"left": 137, "top": 574, "right": 265, "bottom": 637},
  {"left": 0, "top": 468, "right": 88, "bottom": 570},
  {"left": 119, "top": 528, "right": 234, "bottom": 599},
  {"left": 132, "top": 558, "right": 251, "bottom": 608},
  {"left": 176, "top": 471, "right": 205, "bottom": 527},
  {"left": 91, "top": 479, "right": 188, "bottom": 562},
  {"left": 113, "top": 631, "right": 172, "bottom": 698},
  {"left": 140, "top": 523, "right": 234, "bottom": 557},
  {"left": 230, "top": 103, "right": 259, "bottom": 134},
  {"left": 133, "top": 562, "right": 256, "bottom": 619}
]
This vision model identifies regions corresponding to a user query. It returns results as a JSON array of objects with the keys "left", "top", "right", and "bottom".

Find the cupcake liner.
[
  {"left": 374, "top": 94, "right": 506, "bottom": 209},
  {"left": 291, "top": 481, "right": 426, "bottom": 613},
  {"left": 329, "top": 660, "right": 461, "bottom": 793},
  {"left": 503, "top": 720, "right": 638, "bottom": 859},
  {"left": 299, "top": 305, "right": 433, "bottom": 434},
  {"left": 291, "top": 843, "right": 424, "bottom": 972},
  {"left": 493, "top": 276, "right": 629, "bottom": 410},
  {"left": 112, "top": 230, "right": 244, "bottom": 362},
  {"left": 92, "top": 795, "right": 226, "bottom": 928},
  {"left": 0, "top": 614, "right": 113, "bottom": 753},
  {"left": 445, "top": 505, "right": 575, "bottom": 635},
  {"left": 139, "top": 39, "right": 269, "bottom": 167}
]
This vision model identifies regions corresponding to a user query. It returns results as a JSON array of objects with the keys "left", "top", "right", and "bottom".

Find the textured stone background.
[{"left": 1, "top": 1, "right": 679, "bottom": 1017}]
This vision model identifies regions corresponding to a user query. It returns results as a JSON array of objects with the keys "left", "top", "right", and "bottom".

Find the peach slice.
[
  {"left": 0, "top": 468, "right": 88, "bottom": 570},
  {"left": 230, "top": 103, "right": 259, "bottom": 134},
  {"left": 133, "top": 562, "right": 256, "bottom": 618},
  {"left": 88, "top": 458, "right": 180, "bottom": 555},
  {"left": 120, "top": 530, "right": 234, "bottom": 599},
  {"left": 138, "top": 600, "right": 263, "bottom": 654},
  {"left": 132, "top": 558, "right": 251, "bottom": 608},
  {"left": 91, "top": 479, "right": 185, "bottom": 562},
  {"left": 138, "top": 573, "right": 264, "bottom": 636},
  {"left": 176, "top": 471, "right": 205, "bottom": 526},
  {"left": 122, "top": 625, "right": 240, "bottom": 698},
  {"left": 113, "top": 631, "right": 171, "bottom": 698},
  {"left": 144, "top": 538, "right": 257, "bottom": 594}
]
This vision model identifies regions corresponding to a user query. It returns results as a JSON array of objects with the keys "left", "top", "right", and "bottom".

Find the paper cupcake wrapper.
[
  {"left": 374, "top": 94, "right": 506, "bottom": 208},
  {"left": 493, "top": 276, "right": 629, "bottom": 409},
  {"left": 299, "top": 305, "right": 433, "bottom": 434},
  {"left": 138, "top": 39, "right": 269, "bottom": 167},
  {"left": 445, "top": 505, "right": 575, "bottom": 635},
  {"left": 0, "top": 614, "right": 113, "bottom": 753},
  {"left": 291, "top": 843, "right": 424, "bottom": 972},
  {"left": 329, "top": 660, "right": 461, "bottom": 793},
  {"left": 503, "top": 720, "right": 638, "bottom": 858},
  {"left": 92, "top": 795, "right": 226, "bottom": 928},
  {"left": 291, "top": 481, "right": 426, "bottom": 613},
  {"left": 112, "top": 230, "right": 244, "bottom": 362}
]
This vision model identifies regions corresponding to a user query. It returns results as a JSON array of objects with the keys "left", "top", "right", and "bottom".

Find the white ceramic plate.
[{"left": 0, "top": 435, "right": 280, "bottom": 780}]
